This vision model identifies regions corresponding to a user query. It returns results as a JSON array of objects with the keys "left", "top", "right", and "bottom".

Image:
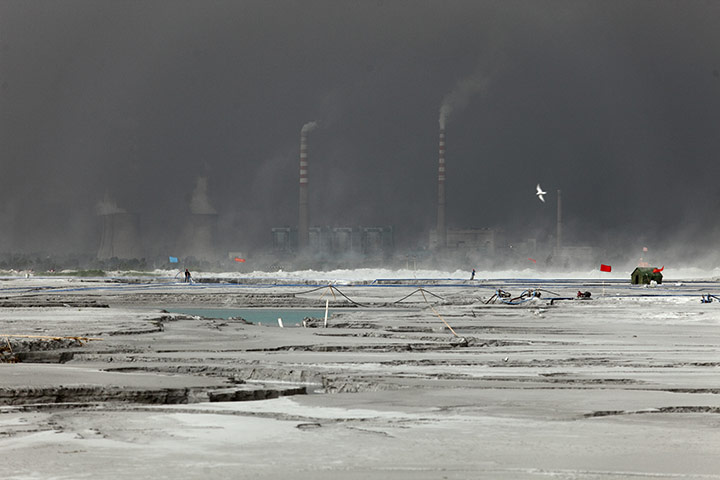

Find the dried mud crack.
[
  {"left": 0, "top": 383, "right": 307, "bottom": 408},
  {"left": 585, "top": 406, "right": 720, "bottom": 418}
]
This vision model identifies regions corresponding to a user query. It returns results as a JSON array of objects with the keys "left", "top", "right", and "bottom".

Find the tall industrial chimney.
[
  {"left": 298, "top": 122, "right": 317, "bottom": 251},
  {"left": 298, "top": 130, "right": 309, "bottom": 250},
  {"left": 436, "top": 128, "right": 447, "bottom": 248},
  {"left": 556, "top": 189, "right": 562, "bottom": 253}
]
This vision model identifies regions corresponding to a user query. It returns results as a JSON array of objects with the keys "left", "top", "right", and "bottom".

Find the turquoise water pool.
[{"left": 166, "top": 308, "right": 331, "bottom": 326}]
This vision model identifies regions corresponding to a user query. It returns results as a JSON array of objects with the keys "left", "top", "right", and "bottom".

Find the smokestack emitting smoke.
[
  {"left": 301, "top": 121, "right": 318, "bottom": 134},
  {"left": 436, "top": 128, "right": 447, "bottom": 248},
  {"left": 438, "top": 73, "right": 488, "bottom": 130},
  {"left": 436, "top": 73, "right": 488, "bottom": 248},
  {"left": 298, "top": 121, "right": 317, "bottom": 250},
  {"left": 95, "top": 192, "right": 126, "bottom": 216}
]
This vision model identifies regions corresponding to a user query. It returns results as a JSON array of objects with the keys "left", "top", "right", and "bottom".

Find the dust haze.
[{"left": 1, "top": 1, "right": 719, "bottom": 269}]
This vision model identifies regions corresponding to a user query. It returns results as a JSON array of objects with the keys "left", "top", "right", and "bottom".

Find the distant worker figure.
[
  {"left": 184, "top": 269, "right": 191, "bottom": 283},
  {"left": 470, "top": 268, "right": 476, "bottom": 280}
]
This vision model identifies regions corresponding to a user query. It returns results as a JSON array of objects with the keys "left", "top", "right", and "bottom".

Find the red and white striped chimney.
[
  {"left": 298, "top": 131, "right": 309, "bottom": 250},
  {"left": 436, "top": 128, "right": 447, "bottom": 248}
]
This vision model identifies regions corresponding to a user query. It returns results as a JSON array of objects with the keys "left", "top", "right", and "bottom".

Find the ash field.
[{"left": 1, "top": 270, "right": 720, "bottom": 479}]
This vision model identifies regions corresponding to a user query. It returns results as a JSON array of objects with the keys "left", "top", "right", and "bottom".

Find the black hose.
[{"left": 393, "top": 288, "right": 445, "bottom": 304}]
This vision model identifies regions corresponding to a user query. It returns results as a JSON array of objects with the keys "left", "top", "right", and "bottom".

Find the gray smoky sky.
[{"left": 1, "top": 0, "right": 720, "bottom": 262}]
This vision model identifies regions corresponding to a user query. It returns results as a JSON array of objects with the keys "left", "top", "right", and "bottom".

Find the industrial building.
[
  {"left": 272, "top": 225, "right": 394, "bottom": 257},
  {"left": 429, "top": 227, "right": 498, "bottom": 254}
]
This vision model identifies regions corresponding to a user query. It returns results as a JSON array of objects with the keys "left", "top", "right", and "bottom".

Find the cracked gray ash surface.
[{"left": 1, "top": 277, "right": 720, "bottom": 479}]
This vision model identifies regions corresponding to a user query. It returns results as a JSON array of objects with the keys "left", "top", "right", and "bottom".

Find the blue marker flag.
[{"left": 169, "top": 256, "right": 178, "bottom": 263}]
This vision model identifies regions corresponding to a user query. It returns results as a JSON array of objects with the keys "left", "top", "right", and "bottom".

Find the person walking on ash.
[
  {"left": 470, "top": 268, "right": 476, "bottom": 280},
  {"left": 184, "top": 269, "right": 192, "bottom": 283}
]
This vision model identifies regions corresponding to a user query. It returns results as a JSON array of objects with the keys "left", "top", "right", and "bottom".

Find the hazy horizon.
[{"left": 2, "top": 1, "right": 719, "bottom": 265}]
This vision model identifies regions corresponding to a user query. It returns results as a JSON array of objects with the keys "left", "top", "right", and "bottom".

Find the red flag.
[
  {"left": 234, "top": 257, "right": 246, "bottom": 263},
  {"left": 653, "top": 266, "right": 664, "bottom": 273},
  {"left": 528, "top": 258, "right": 537, "bottom": 263},
  {"left": 600, "top": 264, "right": 612, "bottom": 272}
]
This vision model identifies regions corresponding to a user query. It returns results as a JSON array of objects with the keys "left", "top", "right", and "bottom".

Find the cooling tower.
[
  {"left": 298, "top": 129, "right": 310, "bottom": 250},
  {"left": 181, "top": 213, "right": 218, "bottom": 259},
  {"left": 97, "top": 212, "right": 141, "bottom": 260},
  {"left": 436, "top": 128, "right": 447, "bottom": 248},
  {"left": 180, "top": 177, "right": 218, "bottom": 260}
]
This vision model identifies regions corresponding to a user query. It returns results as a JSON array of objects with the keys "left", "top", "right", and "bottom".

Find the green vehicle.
[{"left": 631, "top": 267, "right": 663, "bottom": 285}]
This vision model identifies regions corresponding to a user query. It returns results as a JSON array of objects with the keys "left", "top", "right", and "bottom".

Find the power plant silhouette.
[
  {"left": 94, "top": 121, "right": 581, "bottom": 268},
  {"left": 96, "top": 178, "right": 218, "bottom": 263}
]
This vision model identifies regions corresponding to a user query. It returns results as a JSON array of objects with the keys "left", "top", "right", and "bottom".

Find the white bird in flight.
[{"left": 536, "top": 184, "right": 547, "bottom": 203}]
